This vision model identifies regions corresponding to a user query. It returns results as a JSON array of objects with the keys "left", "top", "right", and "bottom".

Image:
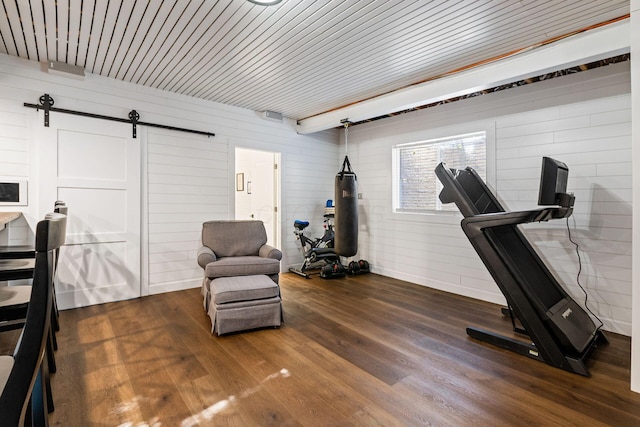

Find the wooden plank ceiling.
[{"left": 0, "top": 0, "right": 630, "bottom": 121}]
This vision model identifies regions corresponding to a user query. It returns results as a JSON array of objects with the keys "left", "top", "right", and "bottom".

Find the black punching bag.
[{"left": 334, "top": 156, "right": 358, "bottom": 257}]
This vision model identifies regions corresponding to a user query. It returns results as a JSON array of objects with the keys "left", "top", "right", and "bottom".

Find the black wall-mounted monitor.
[
  {"left": 0, "top": 183, "right": 20, "bottom": 203},
  {"left": 538, "top": 157, "right": 573, "bottom": 208}
]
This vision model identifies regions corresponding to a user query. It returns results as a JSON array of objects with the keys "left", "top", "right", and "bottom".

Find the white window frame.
[{"left": 391, "top": 120, "right": 496, "bottom": 220}]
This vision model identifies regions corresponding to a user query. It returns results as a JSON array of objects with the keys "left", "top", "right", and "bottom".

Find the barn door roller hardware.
[{"left": 24, "top": 94, "right": 215, "bottom": 138}]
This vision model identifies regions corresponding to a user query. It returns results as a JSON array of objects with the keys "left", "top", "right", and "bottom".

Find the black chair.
[
  {"left": 0, "top": 204, "right": 67, "bottom": 338},
  {"left": 0, "top": 214, "right": 65, "bottom": 426},
  {"left": 0, "top": 202, "right": 66, "bottom": 278},
  {"left": 0, "top": 210, "right": 67, "bottom": 336},
  {"left": 0, "top": 212, "right": 67, "bottom": 413}
]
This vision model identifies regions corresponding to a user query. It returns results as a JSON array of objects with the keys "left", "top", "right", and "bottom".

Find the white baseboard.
[
  {"left": 57, "top": 283, "right": 140, "bottom": 310},
  {"left": 374, "top": 266, "right": 506, "bottom": 305},
  {"left": 149, "top": 277, "right": 201, "bottom": 295}
]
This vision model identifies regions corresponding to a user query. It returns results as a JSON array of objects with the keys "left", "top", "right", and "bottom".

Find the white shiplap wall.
[
  {"left": 347, "top": 61, "right": 632, "bottom": 334},
  {"left": 0, "top": 100, "right": 28, "bottom": 178},
  {"left": 0, "top": 53, "right": 338, "bottom": 299},
  {"left": 145, "top": 129, "right": 229, "bottom": 293},
  {"left": 496, "top": 95, "right": 632, "bottom": 334},
  {"left": 0, "top": 97, "right": 32, "bottom": 247}
]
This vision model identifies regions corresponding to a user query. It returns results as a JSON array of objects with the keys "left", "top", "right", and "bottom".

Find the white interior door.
[
  {"left": 252, "top": 155, "right": 277, "bottom": 244},
  {"left": 37, "top": 112, "right": 141, "bottom": 309}
]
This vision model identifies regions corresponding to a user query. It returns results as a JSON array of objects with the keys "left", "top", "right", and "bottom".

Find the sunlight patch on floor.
[{"left": 181, "top": 368, "right": 291, "bottom": 427}]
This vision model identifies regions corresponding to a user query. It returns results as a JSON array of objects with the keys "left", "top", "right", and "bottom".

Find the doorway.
[{"left": 235, "top": 148, "right": 280, "bottom": 248}]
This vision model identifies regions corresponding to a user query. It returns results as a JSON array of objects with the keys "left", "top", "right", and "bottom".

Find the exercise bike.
[{"left": 289, "top": 205, "right": 344, "bottom": 278}]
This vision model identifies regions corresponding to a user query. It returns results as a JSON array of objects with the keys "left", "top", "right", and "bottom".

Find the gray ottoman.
[{"left": 208, "top": 274, "right": 283, "bottom": 335}]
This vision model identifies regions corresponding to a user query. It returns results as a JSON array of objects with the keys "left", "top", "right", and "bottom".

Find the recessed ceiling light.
[{"left": 248, "top": 0, "right": 283, "bottom": 5}]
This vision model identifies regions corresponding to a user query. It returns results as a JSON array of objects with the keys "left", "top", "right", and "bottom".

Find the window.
[{"left": 393, "top": 131, "right": 486, "bottom": 213}]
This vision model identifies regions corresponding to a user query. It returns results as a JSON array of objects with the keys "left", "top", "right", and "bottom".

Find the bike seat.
[{"left": 294, "top": 220, "right": 309, "bottom": 230}]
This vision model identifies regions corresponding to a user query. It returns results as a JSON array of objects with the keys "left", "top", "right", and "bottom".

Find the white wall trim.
[
  {"left": 149, "top": 278, "right": 201, "bottom": 295},
  {"left": 140, "top": 126, "right": 150, "bottom": 297},
  {"left": 375, "top": 266, "right": 507, "bottom": 306},
  {"left": 629, "top": 0, "right": 640, "bottom": 393}
]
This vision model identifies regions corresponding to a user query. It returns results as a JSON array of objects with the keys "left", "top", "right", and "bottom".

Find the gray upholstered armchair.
[{"left": 197, "top": 220, "right": 282, "bottom": 309}]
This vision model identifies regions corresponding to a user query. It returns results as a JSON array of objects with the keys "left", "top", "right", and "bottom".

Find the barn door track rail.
[{"left": 24, "top": 94, "right": 215, "bottom": 138}]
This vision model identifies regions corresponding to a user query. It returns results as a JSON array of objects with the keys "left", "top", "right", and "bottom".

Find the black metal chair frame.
[
  {"left": 0, "top": 215, "right": 65, "bottom": 426},
  {"left": 0, "top": 204, "right": 66, "bottom": 335},
  {"left": 0, "top": 210, "right": 67, "bottom": 414}
]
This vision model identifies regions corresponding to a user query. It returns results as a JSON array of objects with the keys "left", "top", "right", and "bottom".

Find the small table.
[{"left": 0, "top": 212, "right": 21, "bottom": 231}]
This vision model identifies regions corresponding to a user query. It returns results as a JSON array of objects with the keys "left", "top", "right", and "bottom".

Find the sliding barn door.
[{"left": 37, "top": 113, "right": 141, "bottom": 309}]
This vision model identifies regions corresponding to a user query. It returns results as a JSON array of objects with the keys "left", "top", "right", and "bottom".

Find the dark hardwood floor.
[{"left": 5, "top": 272, "right": 640, "bottom": 426}]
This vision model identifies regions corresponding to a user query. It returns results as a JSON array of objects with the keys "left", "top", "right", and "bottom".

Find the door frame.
[{"left": 233, "top": 146, "right": 281, "bottom": 249}]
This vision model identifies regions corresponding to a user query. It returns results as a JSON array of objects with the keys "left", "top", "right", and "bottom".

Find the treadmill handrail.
[{"left": 461, "top": 207, "right": 573, "bottom": 238}]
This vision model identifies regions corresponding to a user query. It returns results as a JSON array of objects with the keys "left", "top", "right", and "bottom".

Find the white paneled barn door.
[{"left": 37, "top": 113, "right": 141, "bottom": 310}]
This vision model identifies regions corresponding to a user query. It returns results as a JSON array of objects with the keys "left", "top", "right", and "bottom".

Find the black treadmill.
[{"left": 435, "top": 159, "right": 607, "bottom": 376}]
